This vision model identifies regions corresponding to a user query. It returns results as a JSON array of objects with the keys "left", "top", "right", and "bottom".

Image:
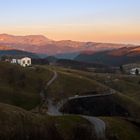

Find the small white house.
[
  {"left": 130, "top": 68, "right": 140, "bottom": 75},
  {"left": 11, "top": 57, "right": 31, "bottom": 67}
]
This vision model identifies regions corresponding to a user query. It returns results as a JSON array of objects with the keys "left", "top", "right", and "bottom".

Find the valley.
[
  {"left": 1, "top": 0, "right": 140, "bottom": 139},
  {"left": 0, "top": 61, "right": 139, "bottom": 140}
]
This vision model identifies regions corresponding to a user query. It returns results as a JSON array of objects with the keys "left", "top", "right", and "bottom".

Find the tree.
[
  {"left": 120, "top": 65, "right": 123, "bottom": 73},
  {"left": 135, "top": 69, "right": 139, "bottom": 75}
]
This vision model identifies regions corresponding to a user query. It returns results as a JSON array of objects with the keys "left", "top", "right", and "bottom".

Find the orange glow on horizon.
[{"left": 0, "top": 24, "right": 140, "bottom": 45}]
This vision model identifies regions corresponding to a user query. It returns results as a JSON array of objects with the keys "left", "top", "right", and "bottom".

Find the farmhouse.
[{"left": 11, "top": 57, "right": 31, "bottom": 67}]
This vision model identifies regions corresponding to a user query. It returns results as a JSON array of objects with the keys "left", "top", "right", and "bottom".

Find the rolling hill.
[
  {"left": 0, "top": 62, "right": 53, "bottom": 110},
  {"left": 0, "top": 34, "right": 135, "bottom": 55},
  {"left": 0, "top": 49, "right": 39, "bottom": 58},
  {"left": 0, "top": 63, "right": 139, "bottom": 139},
  {"left": 75, "top": 46, "right": 140, "bottom": 66}
]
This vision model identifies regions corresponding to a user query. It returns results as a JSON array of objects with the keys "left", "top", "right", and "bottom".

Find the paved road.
[
  {"left": 46, "top": 71, "right": 58, "bottom": 87},
  {"left": 37, "top": 70, "right": 58, "bottom": 113},
  {"left": 39, "top": 71, "right": 58, "bottom": 101},
  {"left": 47, "top": 99, "right": 62, "bottom": 116},
  {"left": 45, "top": 70, "right": 116, "bottom": 139},
  {"left": 82, "top": 116, "right": 105, "bottom": 139},
  {"left": 47, "top": 98, "right": 106, "bottom": 139},
  {"left": 68, "top": 91, "right": 115, "bottom": 100}
]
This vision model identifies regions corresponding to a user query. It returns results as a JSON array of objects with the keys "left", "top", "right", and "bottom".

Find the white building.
[
  {"left": 11, "top": 57, "right": 31, "bottom": 67},
  {"left": 130, "top": 68, "right": 140, "bottom": 75}
]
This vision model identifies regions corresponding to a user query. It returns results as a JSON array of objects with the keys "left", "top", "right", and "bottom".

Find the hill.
[
  {"left": 102, "top": 117, "right": 140, "bottom": 140},
  {"left": 0, "top": 49, "right": 39, "bottom": 58},
  {"left": 62, "top": 68, "right": 140, "bottom": 103},
  {"left": 54, "top": 67, "right": 140, "bottom": 119},
  {"left": 46, "top": 67, "right": 109, "bottom": 101},
  {"left": 0, "top": 64, "right": 140, "bottom": 139},
  {"left": 0, "top": 34, "right": 135, "bottom": 55},
  {"left": 0, "top": 62, "right": 53, "bottom": 110},
  {"left": 55, "top": 59, "right": 108, "bottom": 70},
  {"left": 75, "top": 46, "right": 140, "bottom": 66},
  {"left": 0, "top": 102, "right": 94, "bottom": 140}
]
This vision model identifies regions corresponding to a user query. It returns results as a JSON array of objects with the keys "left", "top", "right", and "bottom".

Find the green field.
[
  {"left": 0, "top": 102, "right": 94, "bottom": 140},
  {"left": 47, "top": 67, "right": 108, "bottom": 101},
  {"left": 101, "top": 117, "right": 140, "bottom": 140},
  {"left": 56, "top": 67, "right": 140, "bottom": 103},
  {"left": 0, "top": 62, "right": 53, "bottom": 110},
  {"left": 0, "top": 63, "right": 139, "bottom": 140}
]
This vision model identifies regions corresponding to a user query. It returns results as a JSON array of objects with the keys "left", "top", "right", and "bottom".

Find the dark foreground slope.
[
  {"left": 0, "top": 64, "right": 140, "bottom": 140},
  {"left": 0, "top": 103, "right": 94, "bottom": 140},
  {"left": 102, "top": 117, "right": 140, "bottom": 140}
]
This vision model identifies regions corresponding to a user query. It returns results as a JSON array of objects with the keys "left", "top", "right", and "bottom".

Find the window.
[
  {"left": 23, "top": 60, "right": 25, "bottom": 64},
  {"left": 27, "top": 60, "right": 30, "bottom": 64}
]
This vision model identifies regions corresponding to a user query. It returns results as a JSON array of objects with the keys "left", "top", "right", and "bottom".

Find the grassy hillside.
[
  {"left": 75, "top": 46, "right": 140, "bottom": 66},
  {"left": 0, "top": 102, "right": 94, "bottom": 140},
  {"left": 59, "top": 68, "right": 140, "bottom": 103},
  {"left": 86, "top": 73, "right": 140, "bottom": 102},
  {"left": 0, "top": 64, "right": 139, "bottom": 140},
  {"left": 0, "top": 62, "right": 53, "bottom": 110},
  {"left": 47, "top": 67, "right": 108, "bottom": 101},
  {"left": 101, "top": 117, "right": 140, "bottom": 140},
  {"left": 112, "top": 93, "right": 140, "bottom": 120},
  {"left": 0, "top": 49, "right": 39, "bottom": 58},
  {"left": 49, "top": 67, "right": 140, "bottom": 119}
]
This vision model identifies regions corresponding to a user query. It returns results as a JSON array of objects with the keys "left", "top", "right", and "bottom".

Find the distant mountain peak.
[
  {"left": 0, "top": 34, "right": 52, "bottom": 45},
  {"left": 0, "top": 33, "right": 138, "bottom": 55}
]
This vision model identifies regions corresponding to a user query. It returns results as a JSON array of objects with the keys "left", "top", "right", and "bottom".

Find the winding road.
[
  {"left": 46, "top": 71, "right": 58, "bottom": 87},
  {"left": 44, "top": 70, "right": 114, "bottom": 139},
  {"left": 68, "top": 91, "right": 115, "bottom": 100},
  {"left": 39, "top": 71, "right": 58, "bottom": 101},
  {"left": 82, "top": 116, "right": 106, "bottom": 139}
]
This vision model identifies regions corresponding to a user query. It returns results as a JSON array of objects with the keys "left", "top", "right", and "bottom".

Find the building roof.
[{"left": 12, "top": 56, "right": 31, "bottom": 59}]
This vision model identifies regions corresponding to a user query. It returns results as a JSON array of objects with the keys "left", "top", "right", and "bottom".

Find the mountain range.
[
  {"left": 0, "top": 33, "right": 140, "bottom": 66},
  {"left": 75, "top": 46, "right": 140, "bottom": 66},
  {"left": 0, "top": 34, "right": 135, "bottom": 55}
]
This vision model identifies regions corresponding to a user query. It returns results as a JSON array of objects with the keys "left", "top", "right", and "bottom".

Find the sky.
[{"left": 0, "top": 0, "right": 140, "bottom": 44}]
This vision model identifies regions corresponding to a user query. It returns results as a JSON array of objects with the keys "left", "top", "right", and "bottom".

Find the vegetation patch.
[
  {"left": 0, "top": 102, "right": 95, "bottom": 140},
  {"left": 47, "top": 69, "right": 108, "bottom": 102},
  {"left": 101, "top": 117, "right": 140, "bottom": 140},
  {"left": 0, "top": 62, "right": 53, "bottom": 110}
]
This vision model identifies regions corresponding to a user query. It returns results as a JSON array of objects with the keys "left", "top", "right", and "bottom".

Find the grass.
[
  {"left": 0, "top": 64, "right": 139, "bottom": 139},
  {"left": 0, "top": 62, "right": 53, "bottom": 110},
  {"left": 93, "top": 74, "right": 140, "bottom": 102},
  {"left": 58, "top": 68, "right": 140, "bottom": 102},
  {"left": 0, "top": 102, "right": 94, "bottom": 140},
  {"left": 47, "top": 66, "right": 140, "bottom": 119},
  {"left": 112, "top": 93, "right": 140, "bottom": 119},
  {"left": 52, "top": 115, "right": 94, "bottom": 140},
  {"left": 47, "top": 68, "right": 108, "bottom": 102},
  {"left": 101, "top": 117, "right": 140, "bottom": 140}
]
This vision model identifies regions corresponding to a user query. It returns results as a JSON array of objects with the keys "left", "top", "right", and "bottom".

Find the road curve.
[
  {"left": 46, "top": 70, "right": 107, "bottom": 139},
  {"left": 68, "top": 92, "right": 115, "bottom": 100},
  {"left": 47, "top": 99, "right": 62, "bottom": 116},
  {"left": 82, "top": 116, "right": 105, "bottom": 139},
  {"left": 46, "top": 71, "right": 58, "bottom": 87},
  {"left": 39, "top": 71, "right": 58, "bottom": 101},
  {"left": 47, "top": 98, "right": 106, "bottom": 139}
]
